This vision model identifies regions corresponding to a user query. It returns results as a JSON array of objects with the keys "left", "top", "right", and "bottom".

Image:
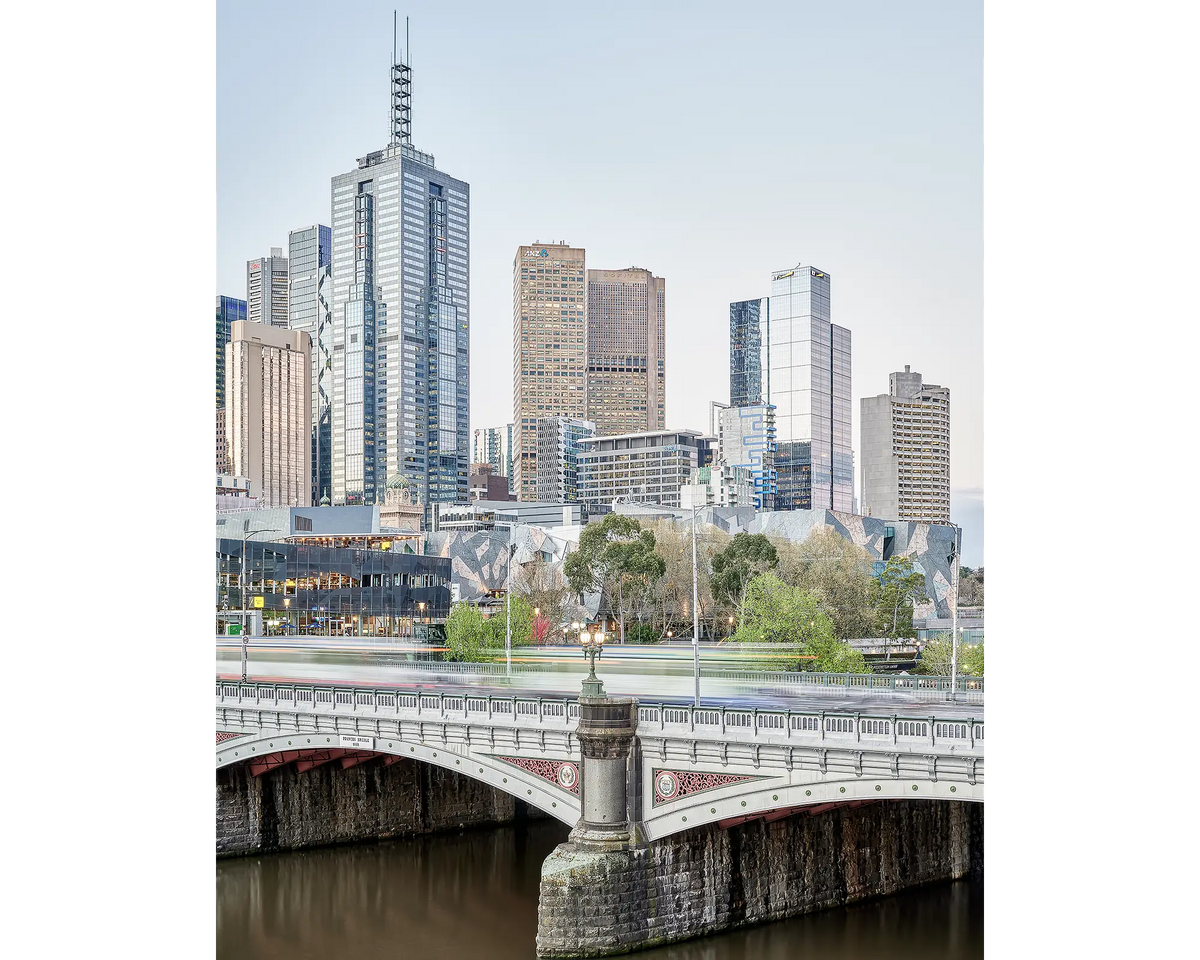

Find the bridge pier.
[{"left": 536, "top": 696, "right": 983, "bottom": 958}]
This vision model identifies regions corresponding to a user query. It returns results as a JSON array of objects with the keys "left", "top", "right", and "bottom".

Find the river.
[{"left": 216, "top": 820, "right": 982, "bottom": 959}]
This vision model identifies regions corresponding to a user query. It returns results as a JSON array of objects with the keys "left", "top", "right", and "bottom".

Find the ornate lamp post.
[{"left": 577, "top": 625, "right": 606, "bottom": 699}]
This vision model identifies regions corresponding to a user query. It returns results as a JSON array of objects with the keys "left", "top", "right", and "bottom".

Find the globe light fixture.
[{"left": 578, "top": 624, "right": 606, "bottom": 698}]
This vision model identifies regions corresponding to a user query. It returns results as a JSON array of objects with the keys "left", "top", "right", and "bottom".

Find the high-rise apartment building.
[
  {"left": 535, "top": 416, "right": 596, "bottom": 503},
  {"left": 288, "top": 224, "right": 333, "bottom": 505},
  {"left": 512, "top": 243, "right": 587, "bottom": 500},
  {"left": 216, "top": 407, "right": 228, "bottom": 475},
  {"left": 247, "top": 248, "right": 290, "bottom": 327},
  {"left": 861, "top": 365, "right": 951, "bottom": 523},
  {"left": 329, "top": 40, "right": 470, "bottom": 509},
  {"left": 585, "top": 267, "right": 665, "bottom": 436},
  {"left": 577, "top": 429, "right": 703, "bottom": 513},
  {"left": 729, "top": 266, "right": 851, "bottom": 511},
  {"left": 225, "top": 320, "right": 312, "bottom": 508},
  {"left": 729, "top": 298, "right": 768, "bottom": 407},
  {"left": 216, "top": 295, "right": 247, "bottom": 409},
  {"left": 473, "top": 424, "right": 513, "bottom": 491},
  {"left": 710, "top": 401, "right": 777, "bottom": 510}
]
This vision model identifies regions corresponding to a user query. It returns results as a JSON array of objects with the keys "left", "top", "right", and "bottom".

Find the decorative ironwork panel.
[{"left": 495, "top": 756, "right": 579, "bottom": 794}]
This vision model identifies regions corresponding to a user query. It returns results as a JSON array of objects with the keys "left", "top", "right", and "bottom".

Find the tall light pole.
[
  {"left": 949, "top": 524, "right": 962, "bottom": 700},
  {"left": 505, "top": 530, "right": 515, "bottom": 678},
  {"left": 238, "top": 520, "right": 283, "bottom": 682},
  {"left": 691, "top": 503, "right": 701, "bottom": 706}
]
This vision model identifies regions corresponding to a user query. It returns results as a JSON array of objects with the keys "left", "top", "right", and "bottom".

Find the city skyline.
[{"left": 216, "top": 1, "right": 982, "bottom": 562}]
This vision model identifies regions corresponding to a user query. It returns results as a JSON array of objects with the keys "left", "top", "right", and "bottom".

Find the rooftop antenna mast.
[{"left": 391, "top": 12, "right": 412, "bottom": 146}]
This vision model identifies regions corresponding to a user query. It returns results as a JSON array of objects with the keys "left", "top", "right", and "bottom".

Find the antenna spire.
[{"left": 390, "top": 11, "right": 412, "bottom": 146}]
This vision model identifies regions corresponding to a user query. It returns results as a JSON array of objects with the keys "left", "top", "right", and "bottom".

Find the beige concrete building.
[
  {"left": 512, "top": 243, "right": 588, "bottom": 500},
  {"left": 216, "top": 407, "right": 228, "bottom": 474},
  {"left": 586, "top": 267, "right": 665, "bottom": 436},
  {"left": 860, "top": 365, "right": 951, "bottom": 523},
  {"left": 226, "top": 320, "right": 312, "bottom": 508},
  {"left": 577, "top": 429, "right": 704, "bottom": 513}
]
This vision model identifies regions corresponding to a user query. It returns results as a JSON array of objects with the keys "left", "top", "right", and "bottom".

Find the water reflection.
[{"left": 217, "top": 821, "right": 981, "bottom": 960}]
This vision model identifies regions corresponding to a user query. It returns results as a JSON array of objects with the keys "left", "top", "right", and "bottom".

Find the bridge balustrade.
[{"left": 216, "top": 681, "right": 983, "bottom": 750}]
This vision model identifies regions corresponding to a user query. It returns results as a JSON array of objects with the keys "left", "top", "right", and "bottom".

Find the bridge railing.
[{"left": 217, "top": 679, "right": 983, "bottom": 750}]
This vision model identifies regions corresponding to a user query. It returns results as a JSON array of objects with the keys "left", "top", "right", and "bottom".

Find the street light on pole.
[
  {"left": 691, "top": 502, "right": 701, "bottom": 706},
  {"left": 949, "top": 524, "right": 962, "bottom": 701}
]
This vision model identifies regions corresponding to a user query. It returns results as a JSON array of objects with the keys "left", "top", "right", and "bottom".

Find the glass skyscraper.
[
  {"left": 768, "top": 266, "right": 852, "bottom": 512},
  {"left": 215, "top": 295, "right": 246, "bottom": 410},
  {"left": 329, "top": 53, "right": 469, "bottom": 510},
  {"left": 729, "top": 267, "right": 852, "bottom": 512},
  {"left": 289, "top": 224, "right": 333, "bottom": 505}
]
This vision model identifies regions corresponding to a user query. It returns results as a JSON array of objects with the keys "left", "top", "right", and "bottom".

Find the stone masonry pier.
[{"left": 537, "top": 798, "right": 983, "bottom": 957}]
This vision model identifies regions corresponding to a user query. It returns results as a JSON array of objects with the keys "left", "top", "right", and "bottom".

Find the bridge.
[{"left": 216, "top": 648, "right": 983, "bottom": 957}]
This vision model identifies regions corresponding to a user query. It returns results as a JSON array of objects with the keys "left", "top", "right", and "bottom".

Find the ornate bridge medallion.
[
  {"left": 652, "top": 768, "right": 768, "bottom": 805},
  {"left": 495, "top": 756, "right": 580, "bottom": 795}
]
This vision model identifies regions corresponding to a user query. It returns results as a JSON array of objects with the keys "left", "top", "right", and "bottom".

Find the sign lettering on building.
[{"left": 340, "top": 735, "right": 374, "bottom": 750}]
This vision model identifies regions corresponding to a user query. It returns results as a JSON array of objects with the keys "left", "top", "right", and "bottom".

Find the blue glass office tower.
[
  {"left": 329, "top": 42, "right": 469, "bottom": 510},
  {"left": 215, "top": 295, "right": 246, "bottom": 409},
  {"left": 289, "top": 224, "right": 333, "bottom": 504},
  {"left": 729, "top": 298, "right": 768, "bottom": 407}
]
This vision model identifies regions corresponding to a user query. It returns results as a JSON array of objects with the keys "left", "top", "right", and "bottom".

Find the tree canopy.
[
  {"left": 916, "top": 636, "right": 984, "bottom": 677},
  {"left": 871, "top": 555, "right": 929, "bottom": 639},
  {"left": 776, "top": 527, "right": 877, "bottom": 639},
  {"left": 710, "top": 533, "right": 778, "bottom": 619},
  {"left": 564, "top": 514, "right": 665, "bottom": 641}
]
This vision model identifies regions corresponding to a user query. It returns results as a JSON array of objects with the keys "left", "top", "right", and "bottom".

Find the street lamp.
[
  {"left": 578, "top": 626, "right": 606, "bottom": 698},
  {"left": 727, "top": 615, "right": 734, "bottom": 639}
]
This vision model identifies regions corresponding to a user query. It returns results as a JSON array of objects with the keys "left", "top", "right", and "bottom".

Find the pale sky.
[{"left": 217, "top": 0, "right": 983, "bottom": 564}]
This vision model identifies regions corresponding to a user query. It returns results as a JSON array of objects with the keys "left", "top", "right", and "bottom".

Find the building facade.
[
  {"left": 535, "top": 415, "right": 595, "bottom": 503},
  {"left": 766, "top": 265, "right": 852, "bottom": 512},
  {"left": 247, "top": 248, "right": 290, "bottom": 327},
  {"left": 473, "top": 424, "right": 514, "bottom": 492},
  {"left": 710, "top": 401, "right": 777, "bottom": 510},
  {"left": 860, "top": 365, "right": 951, "bottom": 523},
  {"left": 585, "top": 267, "right": 666, "bottom": 436},
  {"left": 577, "top": 429, "right": 703, "bottom": 513},
  {"left": 217, "top": 407, "right": 228, "bottom": 475},
  {"left": 680, "top": 464, "right": 756, "bottom": 510},
  {"left": 512, "top": 243, "right": 587, "bottom": 500},
  {"left": 288, "top": 224, "right": 333, "bottom": 505},
  {"left": 329, "top": 51, "right": 470, "bottom": 509},
  {"left": 729, "top": 297, "right": 768, "bottom": 407},
  {"left": 226, "top": 320, "right": 312, "bottom": 508},
  {"left": 469, "top": 462, "right": 515, "bottom": 502},
  {"left": 216, "top": 295, "right": 247, "bottom": 410}
]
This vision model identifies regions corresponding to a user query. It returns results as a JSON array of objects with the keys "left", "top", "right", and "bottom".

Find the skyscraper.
[
  {"left": 585, "top": 267, "right": 665, "bottom": 436},
  {"left": 247, "top": 248, "right": 289, "bottom": 327},
  {"left": 861, "top": 365, "right": 951, "bottom": 523},
  {"left": 768, "top": 266, "right": 854, "bottom": 513},
  {"left": 512, "top": 243, "right": 587, "bottom": 500},
  {"left": 289, "top": 224, "right": 333, "bottom": 505},
  {"left": 473, "top": 424, "right": 513, "bottom": 490},
  {"left": 225, "top": 320, "right": 312, "bottom": 508},
  {"left": 216, "top": 295, "right": 247, "bottom": 410},
  {"left": 535, "top": 416, "right": 595, "bottom": 503},
  {"left": 710, "top": 401, "right": 776, "bottom": 510},
  {"left": 329, "top": 34, "right": 470, "bottom": 509},
  {"left": 729, "top": 297, "right": 768, "bottom": 407}
]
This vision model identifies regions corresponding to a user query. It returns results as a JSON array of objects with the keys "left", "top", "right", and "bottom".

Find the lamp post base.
[{"left": 580, "top": 677, "right": 606, "bottom": 698}]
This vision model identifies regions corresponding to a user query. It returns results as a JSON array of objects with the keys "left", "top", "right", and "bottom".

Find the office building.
[
  {"left": 729, "top": 297, "right": 768, "bottom": 407},
  {"left": 535, "top": 415, "right": 595, "bottom": 503},
  {"left": 710, "top": 401, "right": 776, "bottom": 510},
  {"left": 512, "top": 242, "right": 587, "bottom": 500},
  {"left": 213, "top": 408, "right": 226, "bottom": 475},
  {"left": 577, "top": 429, "right": 703, "bottom": 513},
  {"left": 225, "top": 320, "right": 312, "bottom": 508},
  {"left": 329, "top": 39, "right": 470, "bottom": 509},
  {"left": 473, "top": 424, "right": 514, "bottom": 491},
  {"left": 469, "top": 462, "right": 515, "bottom": 502},
  {"left": 247, "top": 248, "right": 289, "bottom": 327},
  {"left": 216, "top": 295, "right": 247, "bottom": 410},
  {"left": 289, "top": 224, "right": 333, "bottom": 505},
  {"left": 680, "top": 464, "right": 756, "bottom": 510},
  {"left": 861, "top": 365, "right": 951, "bottom": 523},
  {"left": 585, "top": 267, "right": 665, "bottom": 436}
]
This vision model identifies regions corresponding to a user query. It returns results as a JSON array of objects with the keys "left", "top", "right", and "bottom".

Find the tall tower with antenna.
[{"left": 329, "top": 13, "right": 471, "bottom": 516}]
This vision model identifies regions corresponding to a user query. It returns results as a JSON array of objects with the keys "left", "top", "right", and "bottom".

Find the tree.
[
  {"left": 443, "top": 602, "right": 495, "bottom": 663},
  {"left": 730, "top": 572, "right": 867, "bottom": 673},
  {"left": 710, "top": 533, "right": 778, "bottom": 623},
  {"left": 916, "top": 635, "right": 984, "bottom": 677},
  {"left": 776, "top": 528, "right": 876, "bottom": 639},
  {"left": 513, "top": 556, "right": 578, "bottom": 637},
  {"left": 871, "top": 556, "right": 929, "bottom": 643},
  {"left": 484, "top": 592, "right": 536, "bottom": 650},
  {"left": 958, "top": 566, "right": 984, "bottom": 606},
  {"left": 564, "top": 514, "right": 665, "bottom": 642}
]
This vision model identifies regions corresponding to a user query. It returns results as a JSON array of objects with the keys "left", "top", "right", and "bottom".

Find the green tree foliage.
[
  {"left": 958, "top": 566, "right": 985, "bottom": 606},
  {"left": 916, "top": 636, "right": 984, "bottom": 677},
  {"left": 484, "top": 592, "right": 536, "bottom": 649},
  {"left": 731, "top": 572, "right": 868, "bottom": 673},
  {"left": 710, "top": 533, "right": 779, "bottom": 620},
  {"left": 443, "top": 602, "right": 494, "bottom": 662},
  {"left": 871, "top": 556, "right": 929, "bottom": 639},
  {"left": 776, "top": 527, "right": 876, "bottom": 639},
  {"left": 564, "top": 514, "right": 666, "bottom": 641}
]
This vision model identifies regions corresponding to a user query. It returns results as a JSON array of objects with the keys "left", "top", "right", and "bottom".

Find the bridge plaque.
[{"left": 339, "top": 735, "right": 374, "bottom": 750}]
